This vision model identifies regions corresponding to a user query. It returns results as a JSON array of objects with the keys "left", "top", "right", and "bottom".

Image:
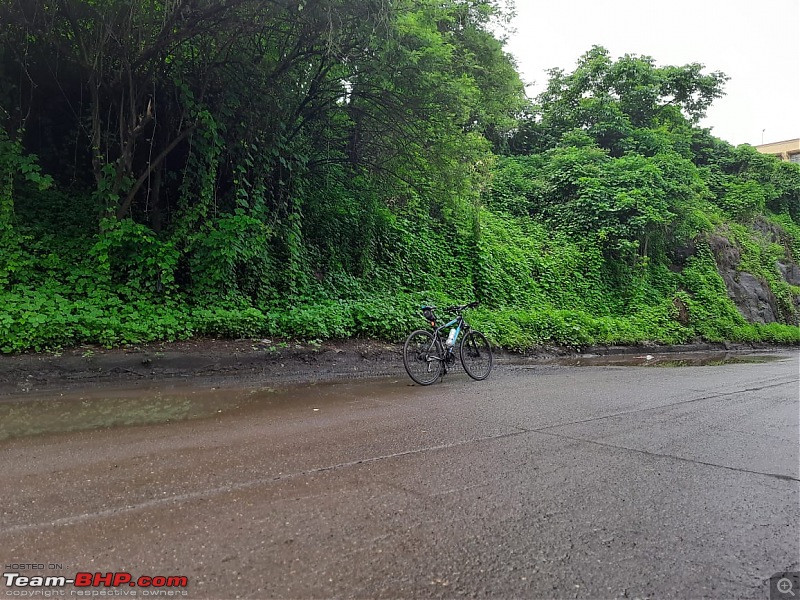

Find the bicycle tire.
[
  {"left": 403, "top": 329, "right": 444, "bottom": 385},
  {"left": 459, "top": 330, "right": 493, "bottom": 380}
]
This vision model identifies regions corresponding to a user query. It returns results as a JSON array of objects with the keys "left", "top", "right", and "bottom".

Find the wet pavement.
[
  {"left": 0, "top": 349, "right": 798, "bottom": 598},
  {"left": 550, "top": 350, "right": 788, "bottom": 367}
]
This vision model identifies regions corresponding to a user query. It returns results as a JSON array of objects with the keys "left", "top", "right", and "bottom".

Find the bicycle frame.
[{"left": 427, "top": 314, "right": 470, "bottom": 362}]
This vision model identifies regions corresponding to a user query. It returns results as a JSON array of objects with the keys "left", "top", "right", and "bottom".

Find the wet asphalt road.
[{"left": 1, "top": 352, "right": 799, "bottom": 599}]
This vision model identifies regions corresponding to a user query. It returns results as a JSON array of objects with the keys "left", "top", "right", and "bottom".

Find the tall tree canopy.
[
  {"left": 0, "top": 0, "right": 526, "bottom": 229},
  {"left": 510, "top": 46, "right": 728, "bottom": 156}
]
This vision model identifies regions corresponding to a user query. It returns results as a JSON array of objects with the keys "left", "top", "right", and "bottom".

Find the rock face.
[
  {"left": 723, "top": 271, "right": 780, "bottom": 324},
  {"left": 779, "top": 261, "right": 800, "bottom": 323},
  {"left": 777, "top": 261, "right": 800, "bottom": 286},
  {"left": 707, "top": 234, "right": 793, "bottom": 325}
]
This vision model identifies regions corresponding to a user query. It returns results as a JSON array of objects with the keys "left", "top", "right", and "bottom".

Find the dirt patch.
[
  {"left": 0, "top": 337, "right": 792, "bottom": 397},
  {"left": 0, "top": 338, "right": 404, "bottom": 396}
]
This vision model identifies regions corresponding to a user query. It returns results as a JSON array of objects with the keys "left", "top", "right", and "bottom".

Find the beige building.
[{"left": 755, "top": 138, "right": 800, "bottom": 163}]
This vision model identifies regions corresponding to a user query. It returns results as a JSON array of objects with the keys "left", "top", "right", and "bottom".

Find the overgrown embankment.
[{"left": 1, "top": 3, "right": 798, "bottom": 353}]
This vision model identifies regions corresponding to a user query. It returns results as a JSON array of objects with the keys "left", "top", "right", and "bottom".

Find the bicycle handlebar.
[{"left": 443, "top": 301, "right": 480, "bottom": 313}]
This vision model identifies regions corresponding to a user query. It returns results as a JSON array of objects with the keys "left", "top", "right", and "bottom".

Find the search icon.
[{"left": 778, "top": 578, "right": 795, "bottom": 597}]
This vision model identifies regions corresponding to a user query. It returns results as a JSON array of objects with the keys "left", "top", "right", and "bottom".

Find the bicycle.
[{"left": 402, "top": 301, "right": 493, "bottom": 385}]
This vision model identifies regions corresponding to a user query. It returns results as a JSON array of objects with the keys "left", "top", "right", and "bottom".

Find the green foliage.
[
  {"left": 0, "top": 128, "right": 53, "bottom": 230},
  {"left": 91, "top": 218, "right": 180, "bottom": 297},
  {"left": 701, "top": 144, "right": 800, "bottom": 223},
  {"left": 723, "top": 220, "right": 800, "bottom": 324},
  {"left": 769, "top": 213, "right": 800, "bottom": 262},
  {"left": 490, "top": 144, "right": 712, "bottom": 262},
  {"left": 185, "top": 212, "right": 275, "bottom": 303},
  {"left": 469, "top": 300, "right": 694, "bottom": 351},
  {"left": 511, "top": 46, "right": 727, "bottom": 155},
  {"left": 1, "top": 7, "right": 797, "bottom": 355},
  {"left": 0, "top": 284, "right": 195, "bottom": 353},
  {"left": 678, "top": 249, "right": 747, "bottom": 341},
  {"left": 718, "top": 180, "right": 766, "bottom": 219},
  {"left": 473, "top": 209, "right": 609, "bottom": 312}
]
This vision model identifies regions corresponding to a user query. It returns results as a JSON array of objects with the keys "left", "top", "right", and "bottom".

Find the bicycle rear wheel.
[
  {"left": 459, "top": 330, "right": 492, "bottom": 380},
  {"left": 403, "top": 329, "right": 444, "bottom": 385}
]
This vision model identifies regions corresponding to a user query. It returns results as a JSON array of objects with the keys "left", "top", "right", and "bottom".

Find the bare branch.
[{"left": 116, "top": 125, "right": 196, "bottom": 220}]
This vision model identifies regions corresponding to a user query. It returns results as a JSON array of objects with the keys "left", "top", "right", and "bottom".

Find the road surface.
[{"left": 1, "top": 351, "right": 798, "bottom": 598}]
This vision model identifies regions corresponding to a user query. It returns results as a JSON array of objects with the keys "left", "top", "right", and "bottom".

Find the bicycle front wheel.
[
  {"left": 403, "top": 329, "right": 444, "bottom": 385},
  {"left": 459, "top": 331, "right": 493, "bottom": 380}
]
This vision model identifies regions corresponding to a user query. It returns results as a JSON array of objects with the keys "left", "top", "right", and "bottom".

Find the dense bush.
[{"left": 1, "top": 4, "right": 798, "bottom": 353}]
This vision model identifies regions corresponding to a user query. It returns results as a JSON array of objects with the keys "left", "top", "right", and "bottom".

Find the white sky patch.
[{"left": 503, "top": 0, "right": 799, "bottom": 146}]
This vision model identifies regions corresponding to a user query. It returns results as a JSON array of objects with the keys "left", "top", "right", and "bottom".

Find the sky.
[{"left": 503, "top": 0, "right": 800, "bottom": 147}]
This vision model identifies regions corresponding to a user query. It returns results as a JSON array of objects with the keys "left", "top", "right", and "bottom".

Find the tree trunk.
[{"left": 150, "top": 163, "right": 164, "bottom": 233}]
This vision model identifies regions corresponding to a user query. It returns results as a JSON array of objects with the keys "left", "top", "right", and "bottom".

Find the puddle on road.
[
  {"left": 551, "top": 352, "right": 789, "bottom": 368},
  {"left": 0, "top": 378, "right": 409, "bottom": 443},
  {"left": 0, "top": 352, "right": 792, "bottom": 441},
  {"left": 0, "top": 386, "right": 246, "bottom": 442}
]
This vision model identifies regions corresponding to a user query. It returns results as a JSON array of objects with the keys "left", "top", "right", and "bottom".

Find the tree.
[{"left": 510, "top": 46, "right": 728, "bottom": 156}]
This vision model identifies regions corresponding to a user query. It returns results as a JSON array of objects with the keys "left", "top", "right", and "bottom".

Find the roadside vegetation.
[{"left": 1, "top": 0, "right": 798, "bottom": 353}]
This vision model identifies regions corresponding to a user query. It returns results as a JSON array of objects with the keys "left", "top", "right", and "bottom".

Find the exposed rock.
[
  {"left": 708, "top": 234, "right": 740, "bottom": 270},
  {"left": 672, "top": 296, "right": 690, "bottom": 326},
  {"left": 752, "top": 217, "right": 784, "bottom": 243},
  {"left": 668, "top": 240, "right": 697, "bottom": 271},
  {"left": 777, "top": 261, "right": 800, "bottom": 286},
  {"left": 724, "top": 271, "right": 779, "bottom": 324},
  {"left": 709, "top": 234, "right": 780, "bottom": 324}
]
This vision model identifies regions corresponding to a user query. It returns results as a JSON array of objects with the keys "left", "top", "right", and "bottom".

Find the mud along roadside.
[{"left": 0, "top": 337, "right": 790, "bottom": 397}]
